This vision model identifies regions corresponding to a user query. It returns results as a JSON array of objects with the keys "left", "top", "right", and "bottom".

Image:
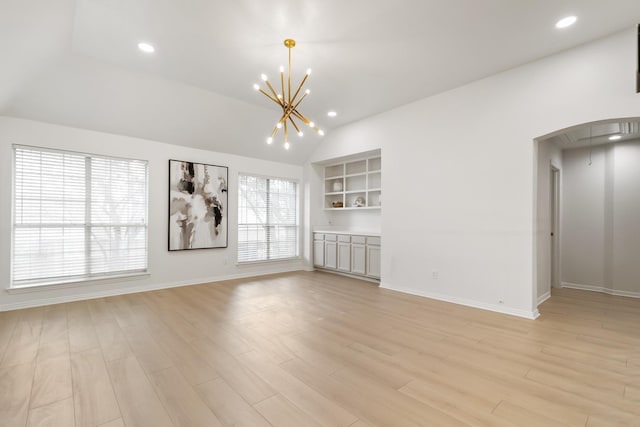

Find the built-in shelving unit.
[{"left": 324, "top": 155, "right": 381, "bottom": 210}]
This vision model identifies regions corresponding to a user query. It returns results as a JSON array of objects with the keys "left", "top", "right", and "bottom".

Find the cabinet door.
[
  {"left": 351, "top": 244, "right": 366, "bottom": 275},
  {"left": 337, "top": 242, "right": 351, "bottom": 271},
  {"left": 313, "top": 240, "right": 325, "bottom": 267},
  {"left": 325, "top": 241, "right": 338, "bottom": 269},
  {"left": 366, "top": 245, "right": 381, "bottom": 278}
]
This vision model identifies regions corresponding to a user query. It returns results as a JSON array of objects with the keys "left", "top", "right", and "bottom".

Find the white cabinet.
[
  {"left": 313, "top": 232, "right": 379, "bottom": 281},
  {"left": 366, "top": 237, "right": 381, "bottom": 278},
  {"left": 324, "top": 234, "right": 338, "bottom": 269},
  {"left": 323, "top": 155, "right": 382, "bottom": 210},
  {"left": 350, "top": 242, "right": 366, "bottom": 275},
  {"left": 313, "top": 234, "right": 325, "bottom": 267},
  {"left": 337, "top": 235, "right": 351, "bottom": 272}
]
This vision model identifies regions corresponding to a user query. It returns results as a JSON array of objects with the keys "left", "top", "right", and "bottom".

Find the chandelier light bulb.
[
  {"left": 318, "top": 130, "right": 325, "bottom": 136},
  {"left": 306, "top": 68, "right": 312, "bottom": 75},
  {"left": 253, "top": 84, "right": 260, "bottom": 91},
  {"left": 280, "top": 65, "right": 285, "bottom": 72},
  {"left": 309, "top": 122, "right": 315, "bottom": 128},
  {"left": 266, "top": 137, "right": 273, "bottom": 144},
  {"left": 277, "top": 94, "right": 282, "bottom": 99},
  {"left": 298, "top": 131, "right": 304, "bottom": 137},
  {"left": 276, "top": 122, "right": 282, "bottom": 129},
  {"left": 305, "top": 89, "right": 311, "bottom": 95},
  {"left": 284, "top": 142, "right": 290, "bottom": 150},
  {"left": 261, "top": 73, "right": 268, "bottom": 81}
]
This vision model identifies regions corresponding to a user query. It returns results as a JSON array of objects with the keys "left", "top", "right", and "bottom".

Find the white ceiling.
[{"left": 2, "top": 0, "right": 640, "bottom": 164}]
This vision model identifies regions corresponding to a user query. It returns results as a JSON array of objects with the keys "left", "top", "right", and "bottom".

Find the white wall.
[
  {"left": 612, "top": 142, "right": 640, "bottom": 294},
  {"left": 319, "top": 210, "right": 381, "bottom": 232},
  {"left": 309, "top": 28, "right": 640, "bottom": 318},
  {"left": 535, "top": 141, "right": 562, "bottom": 303},
  {"left": 562, "top": 140, "right": 640, "bottom": 296},
  {"left": 0, "top": 117, "right": 305, "bottom": 310},
  {"left": 561, "top": 145, "right": 608, "bottom": 288}
]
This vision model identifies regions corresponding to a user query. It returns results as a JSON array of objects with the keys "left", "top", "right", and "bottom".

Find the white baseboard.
[
  {"left": 0, "top": 266, "right": 307, "bottom": 312},
  {"left": 313, "top": 267, "right": 381, "bottom": 284},
  {"left": 537, "top": 291, "right": 551, "bottom": 305},
  {"left": 561, "top": 282, "right": 640, "bottom": 299},
  {"left": 380, "top": 282, "right": 539, "bottom": 320}
]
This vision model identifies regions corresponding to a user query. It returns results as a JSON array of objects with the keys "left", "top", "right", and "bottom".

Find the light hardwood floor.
[{"left": 1, "top": 271, "right": 639, "bottom": 426}]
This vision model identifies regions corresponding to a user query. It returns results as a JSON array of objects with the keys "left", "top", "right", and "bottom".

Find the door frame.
[{"left": 550, "top": 164, "right": 561, "bottom": 289}]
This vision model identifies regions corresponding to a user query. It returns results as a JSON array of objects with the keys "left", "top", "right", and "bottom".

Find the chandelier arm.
[
  {"left": 288, "top": 45, "right": 292, "bottom": 105},
  {"left": 291, "top": 110, "right": 308, "bottom": 124},
  {"left": 284, "top": 119, "right": 288, "bottom": 143},
  {"left": 289, "top": 91, "right": 308, "bottom": 112},
  {"left": 280, "top": 70, "right": 285, "bottom": 104},
  {"left": 288, "top": 116, "right": 301, "bottom": 134},
  {"left": 269, "top": 123, "right": 281, "bottom": 138},
  {"left": 258, "top": 88, "right": 283, "bottom": 106},
  {"left": 289, "top": 74, "right": 309, "bottom": 107},
  {"left": 277, "top": 92, "right": 308, "bottom": 128},
  {"left": 277, "top": 110, "right": 291, "bottom": 123},
  {"left": 292, "top": 110, "right": 320, "bottom": 133},
  {"left": 264, "top": 80, "right": 284, "bottom": 107}
]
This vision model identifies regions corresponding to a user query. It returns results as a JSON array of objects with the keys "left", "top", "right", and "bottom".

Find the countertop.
[{"left": 313, "top": 229, "right": 381, "bottom": 237}]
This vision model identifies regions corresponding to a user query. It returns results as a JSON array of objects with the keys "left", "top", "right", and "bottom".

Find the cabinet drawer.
[
  {"left": 338, "top": 234, "right": 351, "bottom": 243},
  {"left": 367, "top": 236, "right": 381, "bottom": 245},
  {"left": 313, "top": 233, "right": 324, "bottom": 241},
  {"left": 351, "top": 235, "right": 366, "bottom": 244},
  {"left": 324, "top": 234, "right": 338, "bottom": 242}
]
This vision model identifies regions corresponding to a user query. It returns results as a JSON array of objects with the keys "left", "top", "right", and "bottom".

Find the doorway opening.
[{"left": 534, "top": 117, "right": 640, "bottom": 311}]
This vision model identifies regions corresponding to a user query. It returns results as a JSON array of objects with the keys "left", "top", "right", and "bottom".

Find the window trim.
[
  {"left": 6, "top": 272, "right": 151, "bottom": 294},
  {"left": 236, "top": 172, "right": 300, "bottom": 264},
  {"left": 10, "top": 144, "right": 150, "bottom": 288}
]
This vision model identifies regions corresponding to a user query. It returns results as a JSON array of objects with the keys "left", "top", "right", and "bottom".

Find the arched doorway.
[{"left": 534, "top": 117, "right": 640, "bottom": 308}]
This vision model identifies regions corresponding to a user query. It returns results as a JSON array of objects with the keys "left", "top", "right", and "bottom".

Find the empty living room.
[{"left": 2, "top": 1, "right": 640, "bottom": 426}]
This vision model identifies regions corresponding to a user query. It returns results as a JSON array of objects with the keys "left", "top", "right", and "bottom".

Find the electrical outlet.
[{"left": 432, "top": 270, "right": 439, "bottom": 279}]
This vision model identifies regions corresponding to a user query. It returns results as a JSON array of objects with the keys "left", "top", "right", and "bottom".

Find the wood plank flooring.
[{"left": 1, "top": 271, "right": 639, "bottom": 426}]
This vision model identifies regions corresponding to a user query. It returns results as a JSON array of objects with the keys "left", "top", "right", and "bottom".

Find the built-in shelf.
[
  {"left": 324, "top": 206, "right": 381, "bottom": 211},
  {"left": 324, "top": 155, "right": 381, "bottom": 209},
  {"left": 345, "top": 172, "right": 367, "bottom": 178}
]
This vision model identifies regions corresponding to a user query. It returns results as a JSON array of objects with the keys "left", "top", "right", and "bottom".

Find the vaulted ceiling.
[{"left": 2, "top": 0, "right": 640, "bottom": 164}]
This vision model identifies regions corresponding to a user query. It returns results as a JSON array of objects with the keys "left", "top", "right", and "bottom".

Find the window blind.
[
  {"left": 238, "top": 174, "right": 298, "bottom": 262},
  {"left": 12, "top": 145, "right": 148, "bottom": 286}
]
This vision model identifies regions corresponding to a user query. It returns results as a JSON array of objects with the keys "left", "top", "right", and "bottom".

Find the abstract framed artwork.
[{"left": 168, "top": 159, "right": 228, "bottom": 250}]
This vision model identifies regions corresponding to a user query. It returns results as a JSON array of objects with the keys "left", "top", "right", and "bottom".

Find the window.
[
  {"left": 238, "top": 174, "right": 298, "bottom": 262},
  {"left": 12, "top": 145, "right": 148, "bottom": 287}
]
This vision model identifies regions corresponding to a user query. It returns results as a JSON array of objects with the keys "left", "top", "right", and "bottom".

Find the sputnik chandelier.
[{"left": 253, "top": 39, "right": 324, "bottom": 150}]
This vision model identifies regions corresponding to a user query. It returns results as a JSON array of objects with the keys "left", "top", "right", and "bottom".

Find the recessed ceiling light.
[
  {"left": 609, "top": 135, "right": 622, "bottom": 141},
  {"left": 137, "top": 42, "right": 155, "bottom": 53},
  {"left": 555, "top": 16, "right": 577, "bottom": 29},
  {"left": 327, "top": 111, "right": 337, "bottom": 117}
]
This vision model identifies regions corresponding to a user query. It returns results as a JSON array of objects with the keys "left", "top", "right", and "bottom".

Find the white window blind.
[
  {"left": 238, "top": 174, "right": 298, "bottom": 262},
  {"left": 12, "top": 145, "right": 148, "bottom": 287}
]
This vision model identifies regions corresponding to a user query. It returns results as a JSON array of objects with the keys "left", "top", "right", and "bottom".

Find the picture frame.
[{"left": 168, "top": 159, "right": 228, "bottom": 250}]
